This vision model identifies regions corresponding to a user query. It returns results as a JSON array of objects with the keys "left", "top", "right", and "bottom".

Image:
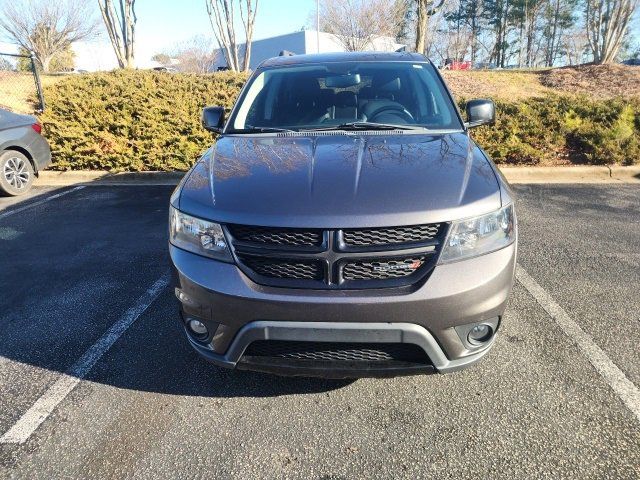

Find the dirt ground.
[
  {"left": 443, "top": 63, "right": 640, "bottom": 101},
  {"left": 539, "top": 63, "right": 640, "bottom": 99}
]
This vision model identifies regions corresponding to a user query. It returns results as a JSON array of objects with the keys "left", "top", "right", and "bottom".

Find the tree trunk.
[
  {"left": 415, "top": 0, "right": 428, "bottom": 54},
  {"left": 99, "top": 0, "right": 137, "bottom": 69},
  {"left": 40, "top": 56, "right": 52, "bottom": 73},
  {"left": 240, "top": 0, "right": 258, "bottom": 72}
]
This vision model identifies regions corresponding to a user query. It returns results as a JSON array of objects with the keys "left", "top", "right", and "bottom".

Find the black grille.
[
  {"left": 342, "top": 224, "right": 440, "bottom": 247},
  {"left": 343, "top": 257, "right": 426, "bottom": 280},
  {"left": 243, "top": 340, "right": 430, "bottom": 363},
  {"left": 239, "top": 256, "right": 323, "bottom": 280},
  {"left": 230, "top": 223, "right": 446, "bottom": 289},
  {"left": 229, "top": 225, "right": 323, "bottom": 247}
]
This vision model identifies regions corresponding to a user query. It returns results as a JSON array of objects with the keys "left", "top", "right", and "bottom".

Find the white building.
[{"left": 215, "top": 30, "right": 405, "bottom": 70}]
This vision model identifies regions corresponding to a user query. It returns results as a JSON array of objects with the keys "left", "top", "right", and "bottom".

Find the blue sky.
[
  {"left": 0, "top": 0, "right": 637, "bottom": 69},
  {"left": 134, "top": 0, "right": 315, "bottom": 47},
  {"left": 0, "top": 0, "right": 317, "bottom": 70}
]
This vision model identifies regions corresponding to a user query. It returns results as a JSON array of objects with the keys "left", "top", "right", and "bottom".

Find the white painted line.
[
  {"left": 0, "top": 273, "right": 170, "bottom": 444},
  {"left": 0, "top": 186, "right": 85, "bottom": 220},
  {"left": 516, "top": 265, "right": 640, "bottom": 423}
]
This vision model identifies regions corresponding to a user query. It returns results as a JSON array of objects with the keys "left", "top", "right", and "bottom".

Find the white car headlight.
[
  {"left": 439, "top": 204, "right": 515, "bottom": 263},
  {"left": 169, "top": 206, "right": 233, "bottom": 262}
]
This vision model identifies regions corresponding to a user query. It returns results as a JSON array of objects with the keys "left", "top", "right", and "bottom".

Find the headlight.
[
  {"left": 439, "top": 204, "right": 515, "bottom": 263},
  {"left": 169, "top": 206, "right": 233, "bottom": 262}
]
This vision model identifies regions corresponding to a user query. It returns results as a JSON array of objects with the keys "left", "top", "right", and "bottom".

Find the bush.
[
  {"left": 465, "top": 96, "right": 640, "bottom": 165},
  {"left": 40, "top": 70, "right": 247, "bottom": 171},
  {"left": 40, "top": 70, "right": 639, "bottom": 170}
]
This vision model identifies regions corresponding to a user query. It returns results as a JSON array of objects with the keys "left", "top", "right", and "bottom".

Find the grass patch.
[{"left": 0, "top": 73, "right": 61, "bottom": 114}]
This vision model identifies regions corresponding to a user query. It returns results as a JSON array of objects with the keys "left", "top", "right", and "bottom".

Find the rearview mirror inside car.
[
  {"left": 325, "top": 73, "right": 361, "bottom": 88},
  {"left": 202, "top": 106, "right": 225, "bottom": 133},
  {"left": 465, "top": 99, "right": 495, "bottom": 128}
]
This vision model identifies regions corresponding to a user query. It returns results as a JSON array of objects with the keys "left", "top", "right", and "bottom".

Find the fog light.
[
  {"left": 187, "top": 319, "right": 208, "bottom": 338},
  {"left": 467, "top": 324, "right": 493, "bottom": 345}
]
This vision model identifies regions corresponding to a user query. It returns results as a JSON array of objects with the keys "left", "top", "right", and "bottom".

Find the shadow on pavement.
[
  {"left": 0, "top": 184, "right": 353, "bottom": 399},
  {"left": 85, "top": 287, "right": 356, "bottom": 398}
]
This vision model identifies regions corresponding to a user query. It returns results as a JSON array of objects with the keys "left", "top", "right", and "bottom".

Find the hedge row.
[
  {"left": 40, "top": 70, "right": 640, "bottom": 171},
  {"left": 40, "top": 70, "right": 247, "bottom": 171},
  {"left": 468, "top": 96, "right": 640, "bottom": 166}
]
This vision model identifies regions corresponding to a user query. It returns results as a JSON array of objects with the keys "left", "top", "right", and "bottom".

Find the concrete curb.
[
  {"left": 37, "top": 171, "right": 185, "bottom": 186},
  {"left": 609, "top": 165, "right": 640, "bottom": 182},
  {"left": 500, "top": 166, "right": 640, "bottom": 183},
  {"left": 36, "top": 166, "right": 640, "bottom": 186}
]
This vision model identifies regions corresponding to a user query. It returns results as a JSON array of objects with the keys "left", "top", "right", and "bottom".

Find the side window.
[
  {"left": 245, "top": 88, "right": 267, "bottom": 126},
  {"left": 416, "top": 67, "right": 453, "bottom": 126}
]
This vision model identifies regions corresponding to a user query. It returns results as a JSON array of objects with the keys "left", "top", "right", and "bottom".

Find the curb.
[
  {"left": 37, "top": 171, "right": 185, "bottom": 186},
  {"left": 500, "top": 165, "right": 640, "bottom": 183},
  {"left": 609, "top": 166, "right": 640, "bottom": 182},
  {"left": 36, "top": 166, "right": 640, "bottom": 186}
]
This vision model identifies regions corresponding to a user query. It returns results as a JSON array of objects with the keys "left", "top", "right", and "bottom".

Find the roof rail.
[{"left": 279, "top": 50, "right": 295, "bottom": 57}]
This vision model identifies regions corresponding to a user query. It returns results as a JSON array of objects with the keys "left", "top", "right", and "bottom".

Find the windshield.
[{"left": 227, "top": 61, "right": 462, "bottom": 133}]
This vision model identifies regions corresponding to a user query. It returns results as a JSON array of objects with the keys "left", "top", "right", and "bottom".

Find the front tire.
[{"left": 0, "top": 150, "right": 35, "bottom": 196}]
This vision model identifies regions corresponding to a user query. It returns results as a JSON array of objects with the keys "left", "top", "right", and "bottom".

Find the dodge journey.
[{"left": 169, "top": 52, "right": 517, "bottom": 378}]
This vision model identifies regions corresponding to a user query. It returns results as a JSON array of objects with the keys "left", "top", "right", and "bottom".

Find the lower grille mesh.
[{"left": 243, "top": 341, "right": 431, "bottom": 363}]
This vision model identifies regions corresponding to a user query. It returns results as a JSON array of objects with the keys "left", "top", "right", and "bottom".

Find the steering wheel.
[{"left": 367, "top": 105, "right": 415, "bottom": 123}]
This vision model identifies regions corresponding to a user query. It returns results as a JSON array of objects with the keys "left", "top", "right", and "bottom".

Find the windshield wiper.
[
  {"left": 241, "top": 125, "right": 296, "bottom": 133},
  {"left": 302, "top": 122, "right": 426, "bottom": 132}
]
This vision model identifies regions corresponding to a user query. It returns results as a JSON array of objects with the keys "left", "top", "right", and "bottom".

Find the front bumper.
[{"left": 171, "top": 242, "right": 516, "bottom": 377}]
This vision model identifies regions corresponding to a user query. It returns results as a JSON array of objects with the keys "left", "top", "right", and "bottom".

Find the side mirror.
[
  {"left": 465, "top": 99, "right": 495, "bottom": 128},
  {"left": 202, "top": 106, "right": 225, "bottom": 133}
]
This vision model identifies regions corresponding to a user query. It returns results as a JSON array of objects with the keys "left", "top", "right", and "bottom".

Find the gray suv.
[{"left": 169, "top": 52, "right": 517, "bottom": 378}]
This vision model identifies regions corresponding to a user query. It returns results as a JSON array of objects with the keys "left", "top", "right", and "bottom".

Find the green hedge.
[
  {"left": 40, "top": 70, "right": 247, "bottom": 171},
  {"left": 40, "top": 70, "right": 640, "bottom": 171},
  {"left": 467, "top": 96, "right": 640, "bottom": 166}
]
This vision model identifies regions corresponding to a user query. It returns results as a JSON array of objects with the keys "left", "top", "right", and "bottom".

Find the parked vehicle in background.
[
  {"left": 153, "top": 66, "right": 178, "bottom": 73},
  {"left": 0, "top": 108, "right": 51, "bottom": 196},
  {"left": 622, "top": 58, "right": 640, "bottom": 66},
  {"left": 443, "top": 58, "right": 472, "bottom": 70},
  {"left": 170, "top": 52, "right": 517, "bottom": 378}
]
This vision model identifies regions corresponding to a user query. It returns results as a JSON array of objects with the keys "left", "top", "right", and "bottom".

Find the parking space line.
[
  {"left": 0, "top": 273, "right": 170, "bottom": 444},
  {"left": 516, "top": 265, "right": 640, "bottom": 423},
  {"left": 0, "top": 186, "right": 85, "bottom": 220}
]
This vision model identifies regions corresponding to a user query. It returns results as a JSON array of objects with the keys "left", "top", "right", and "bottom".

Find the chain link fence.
[{"left": 0, "top": 52, "right": 45, "bottom": 113}]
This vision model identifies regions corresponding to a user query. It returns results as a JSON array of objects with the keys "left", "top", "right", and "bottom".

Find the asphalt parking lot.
[{"left": 1, "top": 183, "right": 639, "bottom": 479}]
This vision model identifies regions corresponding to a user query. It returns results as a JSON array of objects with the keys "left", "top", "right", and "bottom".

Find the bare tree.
[
  {"left": 564, "top": 27, "right": 590, "bottom": 65},
  {"left": 584, "top": 0, "right": 638, "bottom": 63},
  {"left": 0, "top": 0, "right": 98, "bottom": 73},
  {"left": 414, "top": 0, "right": 445, "bottom": 54},
  {"left": 205, "top": 0, "right": 258, "bottom": 72},
  {"left": 542, "top": 0, "right": 578, "bottom": 67},
  {"left": 318, "top": 0, "right": 406, "bottom": 51},
  {"left": 173, "top": 35, "right": 219, "bottom": 73},
  {"left": 239, "top": 0, "right": 258, "bottom": 71},
  {"left": 98, "top": 0, "right": 137, "bottom": 69}
]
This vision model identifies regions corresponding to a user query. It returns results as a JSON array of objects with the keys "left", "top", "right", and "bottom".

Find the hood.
[{"left": 178, "top": 132, "right": 501, "bottom": 228}]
